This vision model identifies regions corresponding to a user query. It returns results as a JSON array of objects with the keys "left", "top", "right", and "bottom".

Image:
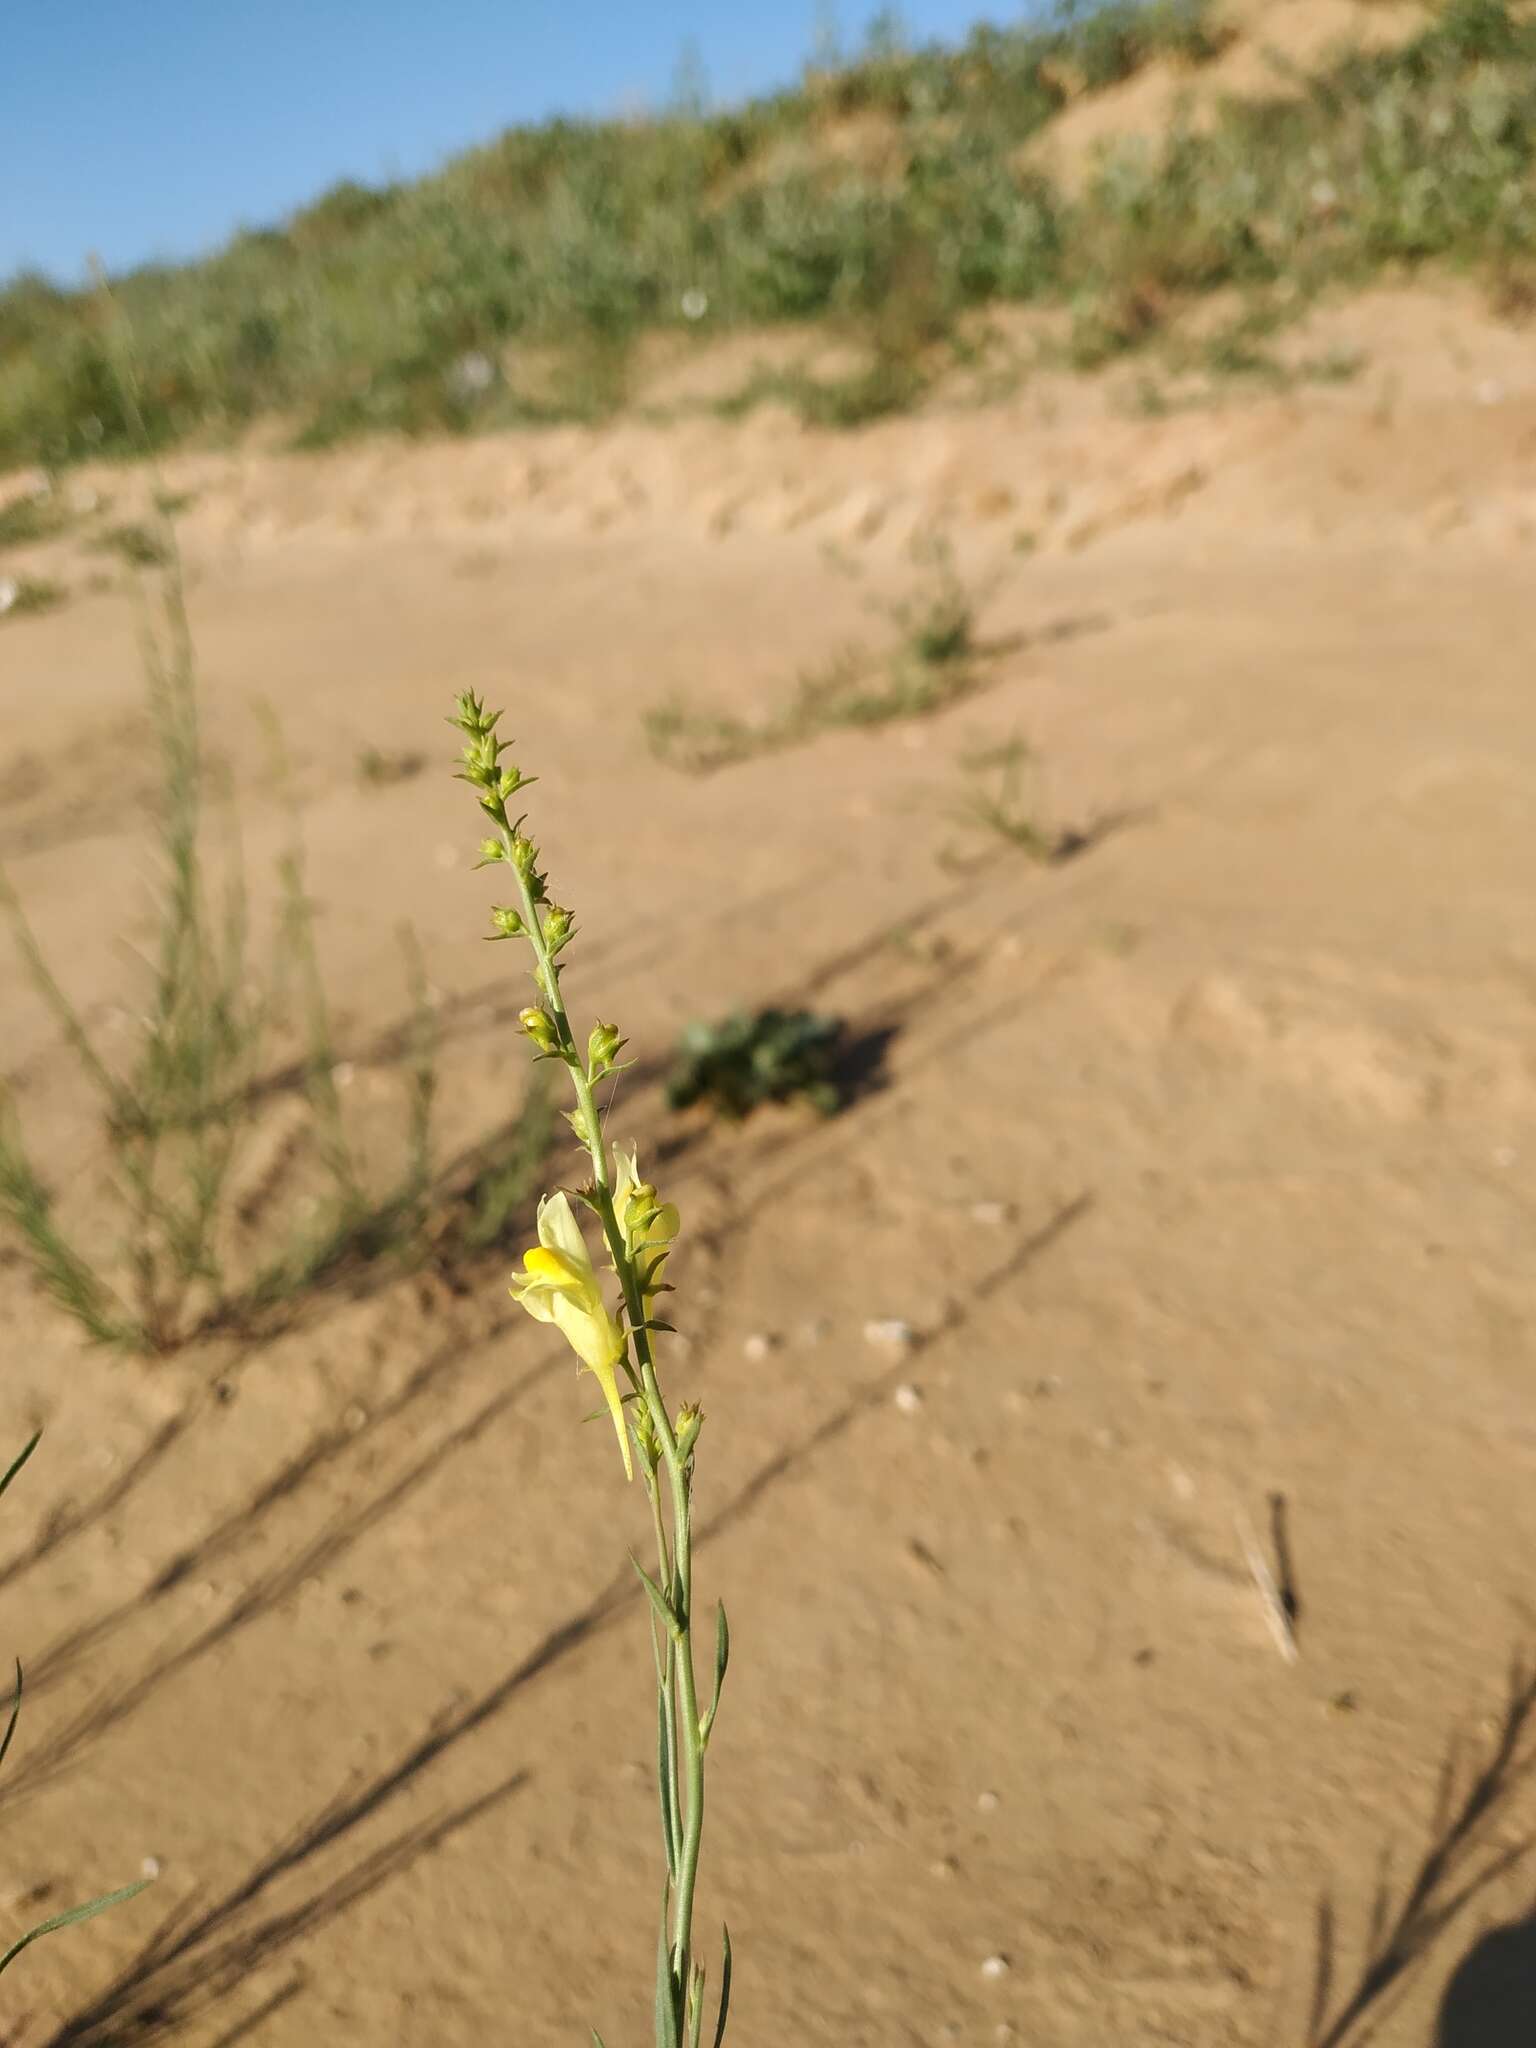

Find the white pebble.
[
  {"left": 140, "top": 1855, "right": 161, "bottom": 1880},
  {"left": 0, "top": 579, "right": 16, "bottom": 616},
  {"left": 981, "top": 1953, "right": 1010, "bottom": 1980},
  {"left": 977, "top": 1789, "right": 1000, "bottom": 1813},
  {"left": 893, "top": 1383, "right": 923, "bottom": 1416},
  {"left": 742, "top": 1332, "right": 776, "bottom": 1363},
  {"left": 332, "top": 1061, "right": 355, "bottom": 1089},
  {"left": 343, "top": 1402, "right": 369, "bottom": 1434},
  {"left": 865, "top": 1317, "right": 914, "bottom": 1350},
  {"left": 970, "top": 1200, "right": 1011, "bottom": 1226}
]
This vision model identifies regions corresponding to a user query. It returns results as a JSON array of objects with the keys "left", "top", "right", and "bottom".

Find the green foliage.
[
  {"left": 0, "top": 1433, "right": 151, "bottom": 1973},
  {"left": 666, "top": 1008, "right": 844, "bottom": 1120},
  {"left": 90, "top": 519, "right": 171, "bottom": 568},
  {"left": 0, "top": 575, "right": 65, "bottom": 619},
  {"left": 647, "top": 529, "right": 989, "bottom": 770},
  {"left": 0, "top": 483, "right": 71, "bottom": 550},
  {"left": 8, "top": 2, "right": 1536, "bottom": 455}
]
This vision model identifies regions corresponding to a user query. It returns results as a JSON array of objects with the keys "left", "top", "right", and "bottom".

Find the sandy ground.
[{"left": 3, "top": 275, "right": 1536, "bottom": 2048}]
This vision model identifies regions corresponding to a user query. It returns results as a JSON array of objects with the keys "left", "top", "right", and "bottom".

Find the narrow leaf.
[
  {"left": 714, "top": 1602, "right": 730, "bottom": 1695},
  {"left": 592, "top": 2032, "right": 608, "bottom": 2047},
  {"left": 655, "top": 1891, "right": 682, "bottom": 2048},
  {"left": 0, "top": 1661, "right": 21, "bottom": 1778},
  {"left": 631, "top": 1553, "right": 682, "bottom": 1640},
  {"left": 657, "top": 1687, "right": 679, "bottom": 1880},
  {"left": 0, "top": 1880, "right": 152, "bottom": 1977},
  {"left": 0, "top": 1433, "right": 41, "bottom": 1506},
  {"left": 687, "top": 1963, "right": 706, "bottom": 2048},
  {"left": 711, "top": 1926, "right": 733, "bottom": 2048}
]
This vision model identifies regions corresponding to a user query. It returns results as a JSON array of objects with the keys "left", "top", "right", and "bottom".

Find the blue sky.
[{"left": 2, "top": 1, "right": 1018, "bottom": 284}]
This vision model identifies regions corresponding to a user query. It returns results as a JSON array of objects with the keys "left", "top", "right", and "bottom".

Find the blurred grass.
[{"left": 3, "top": 0, "right": 1536, "bottom": 461}]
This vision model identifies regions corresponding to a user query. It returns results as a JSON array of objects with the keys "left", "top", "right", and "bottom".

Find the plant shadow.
[
  {"left": 1435, "top": 1908, "right": 1536, "bottom": 2044},
  {"left": 1306, "top": 1655, "right": 1536, "bottom": 2047}
]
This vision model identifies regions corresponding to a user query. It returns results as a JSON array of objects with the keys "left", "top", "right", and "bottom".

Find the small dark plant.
[{"left": 666, "top": 1008, "right": 844, "bottom": 1120}]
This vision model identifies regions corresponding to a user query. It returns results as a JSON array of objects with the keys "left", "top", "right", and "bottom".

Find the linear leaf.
[
  {"left": 0, "top": 1433, "right": 41, "bottom": 1506},
  {"left": 657, "top": 1687, "right": 679, "bottom": 1880},
  {"left": 0, "top": 1880, "right": 152, "bottom": 1977},
  {"left": 0, "top": 1661, "right": 21, "bottom": 1778},
  {"left": 711, "top": 1925, "right": 733, "bottom": 2048},
  {"left": 631, "top": 1553, "right": 682, "bottom": 1640}
]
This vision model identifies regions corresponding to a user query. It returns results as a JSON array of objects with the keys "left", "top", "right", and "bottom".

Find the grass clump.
[{"left": 666, "top": 1008, "right": 844, "bottom": 1120}]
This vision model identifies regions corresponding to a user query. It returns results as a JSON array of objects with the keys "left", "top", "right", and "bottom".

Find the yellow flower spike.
[
  {"left": 613, "top": 1145, "right": 680, "bottom": 1322},
  {"left": 511, "top": 1191, "right": 633, "bottom": 1479}
]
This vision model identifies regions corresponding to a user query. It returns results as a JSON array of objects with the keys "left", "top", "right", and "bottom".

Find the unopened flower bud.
[
  {"left": 542, "top": 905, "right": 574, "bottom": 951},
  {"left": 476, "top": 838, "right": 506, "bottom": 867},
  {"left": 489, "top": 905, "right": 525, "bottom": 939},
  {"left": 675, "top": 1402, "right": 704, "bottom": 1462},
  {"left": 587, "top": 1020, "right": 625, "bottom": 1077},
  {"left": 509, "top": 834, "right": 538, "bottom": 878},
  {"left": 632, "top": 1401, "right": 663, "bottom": 1475},
  {"left": 519, "top": 1006, "right": 560, "bottom": 1055}
]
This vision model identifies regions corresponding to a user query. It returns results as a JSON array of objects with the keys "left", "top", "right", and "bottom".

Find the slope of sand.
[{"left": 3, "top": 278, "right": 1536, "bottom": 2047}]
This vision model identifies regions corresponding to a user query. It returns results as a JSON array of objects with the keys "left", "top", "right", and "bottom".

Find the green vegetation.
[
  {"left": 666, "top": 1008, "right": 845, "bottom": 1120},
  {"left": 89, "top": 518, "right": 172, "bottom": 568},
  {"left": 0, "top": 527, "right": 549, "bottom": 1350},
  {"left": 3, "top": 1, "right": 1535, "bottom": 458},
  {"left": 0, "top": 574, "right": 65, "bottom": 619},
  {"left": 647, "top": 531, "right": 995, "bottom": 770}
]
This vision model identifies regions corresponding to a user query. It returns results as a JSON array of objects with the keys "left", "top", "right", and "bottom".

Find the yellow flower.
[
  {"left": 613, "top": 1146, "right": 679, "bottom": 1321},
  {"left": 512, "top": 1191, "right": 632, "bottom": 1479}
]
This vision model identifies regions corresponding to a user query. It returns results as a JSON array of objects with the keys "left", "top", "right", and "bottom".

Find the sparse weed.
[
  {"left": 0, "top": 519, "right": 543, "bottom": 1347},
  {"left": 90, "top": 520, "right": 172, "bottom": 569},
  {"left": 0, "top": 576, "right": 65, "bottom": 619},
  {"left": 648, "top": 529, "right": 995, "bottom": 771},
  {"left": 0, "top": 483, "right": 70, "bottom": 551}
]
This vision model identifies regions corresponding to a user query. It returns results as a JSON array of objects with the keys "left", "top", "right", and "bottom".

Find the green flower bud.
[
  {"left": 476, "top": 838, "right": 506, "bottom": 867},
  {"left": 587, "top": 1020, "right": 625, "bottom": 1077},
  {"left": 632, "top": 1400, "right": 663, "bottom": 1476},
  {"left": 509, "top": 834, "right": 538, "bottom": 877},
  {"left": 519, "top": 1006, "right": 560, "bottom": 1056},
  {"left": 542, "top": 905, "right": 574, "bottom": 952},
  {"left": 488, "top": 905, "right": 525, "bottom": 939},
  {"left": 675, "top": 1402, "right": 704, "bottom": 1463}
]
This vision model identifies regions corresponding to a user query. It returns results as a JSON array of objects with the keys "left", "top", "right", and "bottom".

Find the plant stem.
[{"left": 508, "top": 854, "right": 709, "bottom": 2010}]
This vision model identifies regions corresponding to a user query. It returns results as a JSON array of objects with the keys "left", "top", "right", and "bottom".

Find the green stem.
[{"left": 507, "top": 850, "right": 709, "bottom": 1999}]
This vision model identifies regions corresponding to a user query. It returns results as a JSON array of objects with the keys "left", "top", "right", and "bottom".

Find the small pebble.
[
  {"left": 140, "top": 1855, "right": 161, "bottom": 1880},
  {"left": 981, "top": 1953, "right": 1010, "bottom": 1980},
  {"left": 893, "top": 1383, "right": 924, "bottom": 1416},
  {"left": 344, "top": 1402, "right": 369, "bottom": 1433},
  {"left": 332, "top": 1061, "right": 355, "bottom": 1089},
  {"left": 742, "top": 1332, "right": 776, "bottom": 1363},
  {"left": 865, "top": 1317, "right": 914, "bottom": 1350},
  {"left": 931, "top": 1856, "right": 958, "bottom": 1879},
  {"left": 977, "top": 1789, "right": 1000, "bottom": 1814},
  {"left": 970, "top": 1200, "right": 1011, "bottom": 1226}
]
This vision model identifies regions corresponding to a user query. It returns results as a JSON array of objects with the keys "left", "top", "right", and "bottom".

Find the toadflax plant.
[{"left": 452, "top": 693, "right": 731, "bottom": 2048}]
